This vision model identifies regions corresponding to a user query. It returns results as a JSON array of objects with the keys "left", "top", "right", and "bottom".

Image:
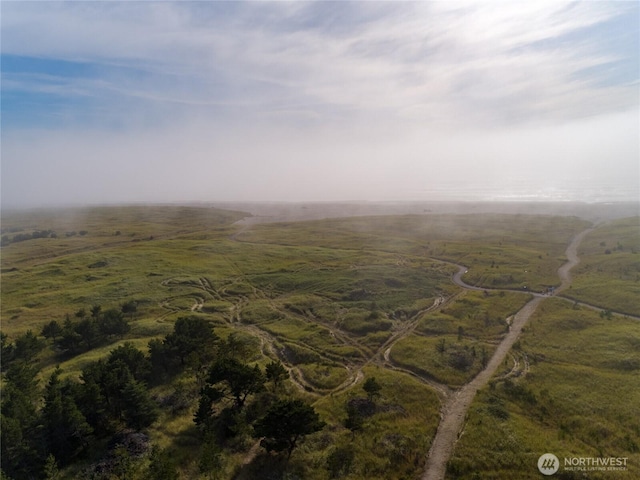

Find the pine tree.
[
  {"left": 108, "top": 342, "right": 150, "bottom": 382},
  {"left": 1, "top": 362, "right": 42, "bottom": 478},
  {"left": 363, "top": 376, "right": 382, "bottom": 402},
  {"left": 164, "top": 316, "right": 218, "bottom": 366},
  {"left": 265, "top": 360, "right": 288, "bottom": 391},
  {"left": 205, "top": 358, "right": 265, "bottom": 410},
  {"left": 42, "top": 368, "right": 93, "bottom": 464},
  {"left": 14, "top": 330, "right": 45, "bottom": 362},
  {"left": 43, "top": 454, "right": 60, "bottom": 480},
  {"left": 41, "top": 320, "right": 63, "bottom": 343},
  {"left": 254, "top": 399, "right": 325, "bottom": 459},
  {"left": 121, "top": 380, "right": 159, "bottom": 430}
]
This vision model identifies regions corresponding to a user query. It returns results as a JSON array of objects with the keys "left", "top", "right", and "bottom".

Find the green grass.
[
  {"left": 2, "top": 205, "right": 634, "bottom": 480},
  {"left": 565, "top": 217, "right": 640, "bottom": 316},
  {"left": 237, "top": 213, "right": 590, "bottom": 293},
  {"left": 297, "top": 363, "right": 349, "bottom": 390},
  {"left": 39, "top": 337, "right": 157, "bottom": 382},
  {"left": 391, "top": 334, "right": 497, "bottom": 387},
  {"left": 417, "top": 290, "right": 532, "bottom": 339},
  {"left": 304, "top": 366, "right": 441, "bottom": 480},
  {"left": 389, "top": 290, "right": 530, "bottom": 386},
  {"left": 449, "top": 298, "right": 640, "bottom": 479},
  {"left": 338, "top": 309, "right": 393, "bottom": 335}
]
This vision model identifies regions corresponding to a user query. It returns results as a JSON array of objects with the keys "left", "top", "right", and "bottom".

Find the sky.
[{"left": 1, "top": 1, "right": 638, "bottom": 208}]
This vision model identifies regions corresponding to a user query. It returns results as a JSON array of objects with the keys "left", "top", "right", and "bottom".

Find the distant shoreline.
[
  {"left": 2, "top": 200, "right": 638, "bottom": 224},
  {"left": 213, "top": 200, "right": 639, "bottom": 224}
]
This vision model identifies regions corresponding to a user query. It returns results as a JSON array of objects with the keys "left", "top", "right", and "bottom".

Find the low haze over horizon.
[{"left": 1, "top": 1, "right": 638, "bottom": 209}]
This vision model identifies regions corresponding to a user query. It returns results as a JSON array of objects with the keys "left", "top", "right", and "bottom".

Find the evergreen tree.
[
  {"left": 58, "top": 316, "right": 82, "bottom": 354},
  {"left": 148, "top": 338, "right": 172, "bottom": 383},
  {"left": 121, "top": 380, "right": 159, "bottom": 430},
  {"left": 254, "top": 399, "right": 325, "bottom": 459},
  {"left": 0, "top": 362, "right": 42, "bottom": 478},
  {"left": 265, "top": 360, "right": 288, "bottom": 391},
  {"left": 90, "top": 304, "right": 102, "bottom": 319},
  {"left": 41, "top": 320, "right": 63, "bottom": 343},
  {"left": 195, "top": 358, "right": 265, "bottom": 439},
  {"left": 13, "top": 330, "right": 45, "bottom": 362},
  {"left": 165, "top": 316, "right": 218, "bottom": 366},
  {"left": 43, "top": 454, "right": 60, "bottom": 480},
  {"left": 42, "top": 368, "right": 93, "bottom": 464},
  {"left": 99, "top": 308, "right": 130, "bottom": 338},
  {"left": 2, "top": 362, "right": 40, "bottom": 420},
  {"left": 219, "top": 332, "right": 253, "bottom": 361},
  {"left": 0, "top": 332, "right": 15, "bottom": 369},
  {"left": 75, "top": 318, "right": 100, "bottom": 350},
  {"left": 205, "top": 358, "right": 265, "bottom": 410},
  {"left": 77, "top": 368, "right": 111, "bottom": 434},
  {"left": 121, "top": 300, "right": 138, "bottom": 319},
  {"left": 194, "top": 387, "right": 217, "bottom": 430},
  {"left": 363, "top": 376, "right": 382, "bottom": 402},
  {"left": 108, "top": 342, "right": 150, "bottom": 382},
  {"left": 79, "top": 359, "right": 133, "bottom": 428}
]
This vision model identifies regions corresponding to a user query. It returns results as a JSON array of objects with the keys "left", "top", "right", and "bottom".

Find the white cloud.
[
  {"left": 3, "top": 1, "right": 636, "bottom": 127},
  {"left": 1, "top": 1, "right": 638, "bottom": 207}
]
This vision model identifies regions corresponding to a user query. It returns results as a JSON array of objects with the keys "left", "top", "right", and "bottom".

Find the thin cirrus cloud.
[{"left": 1, "top": 1, "right": 638, "bottom": 208}]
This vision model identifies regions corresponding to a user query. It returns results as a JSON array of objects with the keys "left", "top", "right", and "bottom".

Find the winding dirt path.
[
  {"left": 556, "top": 226, "right": 596, "bottom": 293},
  {"left": 421, "top": 226, "right": 593, "bottom": 480},
  {"left": 452, "top": 265, "right": 546, "bottom": 298},
  {"left": 330, "top": 295, "right": 451, "bottom": 396}
]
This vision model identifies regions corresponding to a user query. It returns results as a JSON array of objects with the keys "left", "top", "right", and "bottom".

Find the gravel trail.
[{"left": 421, "top": 226, "right": 592, "bottom": 480}]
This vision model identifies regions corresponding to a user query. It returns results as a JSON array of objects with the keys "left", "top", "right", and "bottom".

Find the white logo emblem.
[{"left": 538, "top": 453, "right": 560, "bottom": 475}]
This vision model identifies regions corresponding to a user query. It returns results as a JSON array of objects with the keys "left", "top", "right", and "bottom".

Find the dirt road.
[
  {"left": 452, "top": 264, "right": 546, "bottom": 298},
  {"left": 421, "top": 226, "right": 592, "bottom": 480},
  {"left": 556, "top": 226, "right": 596, "bottom": 293}
]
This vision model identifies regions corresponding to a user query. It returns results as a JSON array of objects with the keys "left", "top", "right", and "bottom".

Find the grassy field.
[
  {"left": 565, "top": 217, "right": 640, "bottom": 316},
  {"left": 389, "top": 290, "right": 532, "bottom": 387},
  {"left": 1, "top": 205, "right": 636, "bottom": 479},
  {"left": 448, "top": 298, "right": 640, "bottom": 479},
  {"left": 237, "top": 213, "right": 591, "bottom": 293}
]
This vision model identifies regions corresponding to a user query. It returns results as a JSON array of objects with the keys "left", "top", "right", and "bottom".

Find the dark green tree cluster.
[
  {"left": 1, "top": 331, "right": 45, "bottom": 369},
  {"left": 1, "top": 229, "right": 57, "bottom": 246},
  {"left": 80, "top": 343, "right": 157, "bottom": 433},
  {"left": 147, "top": 316, "right": 220, "bottom": 383},
  {"left": 265, "top": 359, "right": 288, "bottom": 391},
  {"left": 195, "top": 352, "right": 324, "bottom": 460},
  {"left": 150, "top": 316, "right": 325, "bottom": 465},
  {"left": 254, "top": 399, "right": 325, "bottom": 460},
  {"left": 195, "top": 357, "right": 266, "bottom": 441},
  {"left": 1, "top": 314, "right": 324, "bottom": 478},
  {"left": 0, "top": 314, "right": 212, "bottom": 479},
  {"left": 1, "top": 302, "right": 137, "bottom": 372},
  {"left": 53, "top": 306, "right": 131, "bottom": 355},
  {"left": 1, "top": 361, "right": 42, "bottom": 478},
  {"left": 0, "top": 342, "right": 158, "bottom": 479}
]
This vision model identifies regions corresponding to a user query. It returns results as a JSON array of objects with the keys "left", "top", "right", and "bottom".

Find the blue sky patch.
[
  {"left": 1, "top": 1, "right": 637, "bottom": 207},
  {"left": 2, "top": 54, "right": 99, "bottom": 78}
]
